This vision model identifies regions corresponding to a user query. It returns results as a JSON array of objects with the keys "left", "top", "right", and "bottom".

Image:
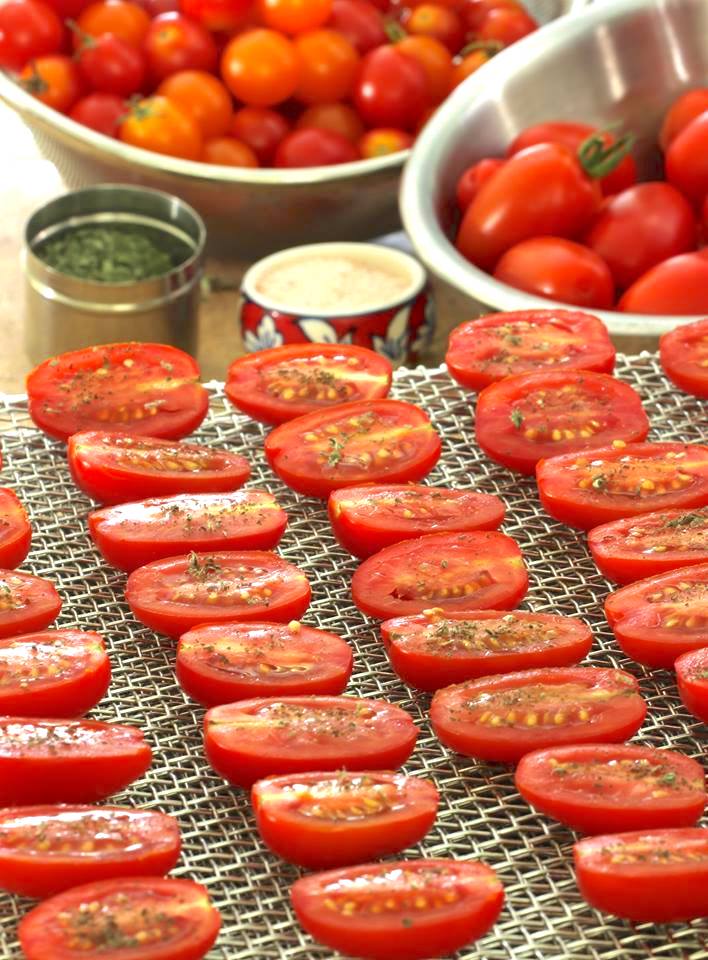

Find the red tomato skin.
[
  {"left": 251, "top": 771, "right": 438, "bottom": 869},
  {"left": 455, "top": 158, "right": 505, "bottom": 212},
  {"left": 230, "top": 106, "right": 289, "bottom": 164},
  {"left": 0, "top": 0, "right": 65, "bottom": 71},
  {"left": 618, "top": 252, "right": 708, "bottom": 314},
  {"left": 330, "top": 0, "right": 386, "bottom": 54},
  {"left": 675, "top": 647, "right": 708, "bottom": 724},
  {"left": 0, "top": 571, "right": 62, "bottom": 639},
  {"left": 660, "top": 89, "right": 708, "bottom": 150},
  {"left": 660, "top": 317, "right": 708, "bottom": 399},
  {"left": 666, "top": 111, "right": 708, "bottom": 203},
  {"left": 275, "top": 128, "right": 360, "bottom": 166},
  {"left": 353, "top": 46, "right": 429, "bottom": 131},
  {"left": 516, "top": 744, "right": 706, "bottom": 835},
  {"left": 143, "top": 11, "right": 218, "bottom": 81},
  {"left": 69, "top": 92, "right": 126, "bottom": 136},
  {"left": 75, "top": 33, "right": 146, "bottom": 97},
  {"left": 0, "top": 489, "right": 31, "bottom": 569}
]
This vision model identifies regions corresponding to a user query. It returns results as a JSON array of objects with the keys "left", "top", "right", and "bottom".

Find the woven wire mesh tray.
[{"left": 0, "top": 352, "right": 706, "bottom": 960}]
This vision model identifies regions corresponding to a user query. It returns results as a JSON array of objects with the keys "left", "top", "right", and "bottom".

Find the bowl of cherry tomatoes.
[
  {"left": 0, "top": 0, "right": 584, "bottom": 255},
  {"left": 401, "top": 0, "right": 708, "bottom": 340}
]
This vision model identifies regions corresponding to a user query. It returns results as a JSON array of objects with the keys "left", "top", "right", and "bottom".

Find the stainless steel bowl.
[{"left": 401, "top": 0, "right": 708, "bottom": 341}]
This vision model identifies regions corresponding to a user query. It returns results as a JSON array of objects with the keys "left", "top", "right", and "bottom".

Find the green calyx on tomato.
[{"left": 577, "top": 129, "right": 635, "bottom": 180}]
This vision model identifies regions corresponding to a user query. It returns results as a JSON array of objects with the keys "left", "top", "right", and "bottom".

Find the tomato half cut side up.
[
  {"left": 0, "top": 571, "right": 62, "bottom": 639},
  {"left": 515, "top": 743, "right": 706, "bottom": 835},
  {"left": 659, "top": 316, "right": 708, "bottom": 399},
  {"left": 27, "top": 343, "right": 209, "bottom": 442},
  {"left": 675, "top": 647, "right": 708, "bottom": 724},
  {"left": 226, "top": 344, "right": 393, "bottom": 425},
  {"left": 19, "top": 877, "right": 221, "bottom": 960},
  {"left": 68, "top": 431, "right": 251, "bottom": 505},
  {"left": 475, "top": 371, "right": 649, "bottom": 476},
  {"left": 588, "top": 506, "right": 708, "bottom": 584},
  {"left": 328, "top": 484, "right": 506, "bottom": 558},
  {"left": 430, "top": 667, "right": 646, "bottom": 763},
  {"left": 264, "top": 399, "right": 441, "bottom": 499},
  {"left": 0, "top": 718, "right": 152, "bottom": 805},
  {"left": 351, "top": 531, "right": 528, "bottom": 620},
  {"left": 0, "top": 630, "right": 110, "bottom": 717},
  {"left": 604, "top": 562, "right": 708, "bottom": 668},
  {"left": 177, "top": 621, "right": 353, "bottom": 705},
  {"left": 126, "top": 551, "right": 311, "bottom": 638},
  {"left": 291, "top": 858, "right": 504, "bottom": 960},
  {"left": 251, "top": 771, "right": 438, "bottom": 869},
  {"left": 574, "top": 828, "right": 708, "bottom": 922},
  {"left": 0, "top": 806, "right": 181, "bottom": 899},
  {"left": 445, "top": 309, "right": 616, "bottom": 392},
  {"left": 0, "top": 489, "right": 31, "bottom": 569},
  {"left": 380, "top": 610, "right": 593, "bottom": 691},
  {"left": 204, "top": 696, "right": 418, "bottom": 788},
  {"left": 536, "top": 442, "right": 708, "bottom": 530}
]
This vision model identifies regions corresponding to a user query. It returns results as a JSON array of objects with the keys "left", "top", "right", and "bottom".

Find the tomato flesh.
[
  {"left": 226, "top": 344, "right": 393, "bottom": 425},
  {"left": 430, "top": 667, "right": 646, "bottom": 763},
  {"left": 204, "top": 695, "right": 418, "bottom": 788},
  {"left": 251, "top": 771, "right": 438, "bottom": 869},
  {"left": 291, "top": 858, "right": 504, "bottom": 960},
  {"left": 659, "top": 317, "right": 708, "bottom": 399},
  {"left": 0, "top": 571, "right": 62, "bottom": 639},
  {"left": 0, "top": 489, "right": 31, "bottom": 569},
  {"left": 675, "top": 647, "right": 708, "bottom": 724}
]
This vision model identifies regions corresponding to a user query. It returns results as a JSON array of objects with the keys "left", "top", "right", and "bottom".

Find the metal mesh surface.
[{"left": 0, "top": 353, "right": 706, "bottom": 960}]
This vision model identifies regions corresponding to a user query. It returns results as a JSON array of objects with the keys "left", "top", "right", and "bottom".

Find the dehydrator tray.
[{"left": 0, "top": 352, "right": 706, "bottom": 960}]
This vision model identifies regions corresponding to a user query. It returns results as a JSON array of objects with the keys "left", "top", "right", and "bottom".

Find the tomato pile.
[
  {"left": 455, "top": 91, "right": 708, "bottom": 314},
  {"left": 0, "top": 0, "right": 537, "bottom": 168}
]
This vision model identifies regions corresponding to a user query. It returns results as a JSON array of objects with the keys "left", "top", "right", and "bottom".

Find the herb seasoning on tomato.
[
  {"left": 0, "top": 570, "right": 62, "bottom": 639},
  {"left": 0, "top": 489, "right": 31, "bottom": 570},
  {"left": 675, "top": 646, "right": 708, "bottom": 724}
]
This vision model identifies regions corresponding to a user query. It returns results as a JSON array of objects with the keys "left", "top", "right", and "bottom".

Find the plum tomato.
[
  {"left": 430, "top": 666, "right": 646, "bottom": 763},
  {"left": 20, "top": 55, "right": 83, "bottom": 113},
  {"left": 69, "top": 92, "right": 126, "bottom": 136},
  {"left": 0, "top": 0, "right": 65, "bottom": 72},
  {"left": 275, "top": 127, "right": 359, "bottom": 165},
  {"left": 0, "top": 489, "right": 31, "bottom": 569},
  {"left": 221, "top": 29, "right": 299, "bottom": 107},
  {"left": 202, "top": 136, "right": 259, "bottom": 165},
  {"left": 251, "top": 771, "right": 438, "bottom": 869},
  {"left": 675, "top": 646, "right": 708, "bottom": 724},
  {"left": 660, "top": 88, "right": 708, "bottom": 150},
  {"left": 360, "top": 127, "right": 414, "bottom": 157},
  {"left": 0, "top": 571, "right": 61, "bottom": 639},
  {"left": 259, "top": 0, "right": 333, "bottom": 34},
  {"left": 351, "top": 530, "right": 528, "bottom": 620},
  {"left": 330, "top": 0, "right": 386, "bottom": 54},
  {"left": 74, "top": 31, "right": 146, "bottom": 98},
  {"left": 158, "top": 69, "right": 233, "bottom": 139},
  {"left": 666, "top": 111, "right": 708, "bottom": 203},
  {"left": 297, "top": 103, "right": 365, "bottom": 143},
  {"left": 660, "top": 316, "right": 708, "bottom": 398},
  {"left": 475, "top": 370, "right": 649, "bottom": 476},
  {"left": 143, "top": 11, "right": 218, "bottom": 81},
  {"left": 293, "top": 29, "right": 360, "bottom": 105},
  {"left": 618, "top": 252, "right": 708, "bottom": 315},
  {"left": 75, "top": 0, "right": 150, "bottom": 48},
  {"left": 204, "top": 695, "right": 418, "bottom": 788},
  {"left": 354, "top": 46, "right": 429, "bottom": 131},
  {"left": 119, "top": 94, "right": 203, "bottom": 160},
  {"left": 455, "top": 158, "right": 505, "bottom": 212},
  {"left": 231, "top": 105, "right": 290, "bottom": 163}
]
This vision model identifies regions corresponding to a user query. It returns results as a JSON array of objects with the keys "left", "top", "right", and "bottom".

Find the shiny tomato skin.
[
  {"left": 68, "top": 92, "right": 125, "bottom": 137},
  {"left": 0, "top": 489, "right": 31, "bottom": 569},
  {"left": 204, "top": 696, "right": 418, "bottom": 788},
  {"left": 381, "top": 610, "right": 593, "bottom": 691},
  {"left": 75, "top": 0, "right": 150, "bottom": 48},
  {"left": 354, "top": 46, "right": 429, "bottom": 131},
  {"left": 330, "top": 0, "right": 386, "bottom": 54},
  {"left": 618, "top": 252, "right": 708, "bottom": 315},
  {"left": 259, "top": 0, "right": 332, "bottom": 33},
  {"left": 403, "top": 3, "right": 464, "bottom": 52},
  {"left": 177, "top": 621, "right": 352, "bottom": 705},
  {"left": 291, "top": 858, "right": 504, "bottom": 960},
  {"left": 0, "top": 805, "right": 181, "bottom": 898},
  {"left": 275, "top": 127, "right": 359, "bottom": 166},
  {"left": 221, "top": 29, "right": 299, "bottom": 107},
  {"left": 660, "top": 89, "right": 708, "bottom": 150},
  {"left": 264, "top": 399, "right": 441, "bottom": 499},
  {"left": 231, "top": 106, "right": 289, "bottom": 164},
  {"left": 20, "top": 54, "right": 83, "bottom": 114},
  {"left": 675, "top": 647, "right": 708, "bottom": 724},
  {"left": 460, "top": 0, "right": 522, "bottom": 31},
  {"left": 126, "top": 551, "right": 311, "bottom": 638},
  {"left": 251, "top": 771, "right": 438, "bottom": 869},
  {"left": 430, "top": 667, "right": 646, "bottom": 763},
  {"left": 75, "top": 32, "right": 146, "bottom": 98},
  {"left": 181, "top": 0, "right": 252, "bottom": 31},
  {"left": 476, "top": 4, "right": 536, "bottom": 44},
  {"left": 536, "top": 442, "right": 708, "bottom": 530},
  {"left": 143, "top": 11, "right": 218, "bottom": 81},
  {"left": 574, "top": 828, "right": 708, "bottom": 922},
  {"left": 666, "top": 111, "right": 708, "bottom": 203},
  {"left": 475, "top": 370, "right": 649, "bottom": 476},
  {"left": 351, "top": 530, "right": 528, "bottom": 620},
  {"left": 0, "top": 0, "right": 65, "bottom": 72},
  {"left": 293, "top": 29, "right": 360, "bottom": 105},
  {"left": 455, "top": 158, "right": 505, "bottom": 212},
  {"left": 120, "top": 94, "right": 203, "bottom": 160},
  {"left": 516, "top": 744, "right": 706, "bottom": 835},
  {"left": 298, "top": 103, "right": 365, "bottom": 143},
  {"left": 157, "top": 69, "right": 233, "bottom": 139},
  {"left": 0, "top": 571, "right": 61, "bottom": 639},
  {"left": 660, "top": 316, "right": 708, "bottom": 398}
]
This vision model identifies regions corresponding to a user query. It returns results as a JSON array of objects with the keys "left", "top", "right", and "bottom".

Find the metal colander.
[{"left": 0, "top": 353, "right": 706, "bottom": 959}]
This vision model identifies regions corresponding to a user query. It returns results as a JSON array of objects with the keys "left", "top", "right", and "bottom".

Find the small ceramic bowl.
[{"left": 238, "top": 242, "right": 433, "bottom": 368}]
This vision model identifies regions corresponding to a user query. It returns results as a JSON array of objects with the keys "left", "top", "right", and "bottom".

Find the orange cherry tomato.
[
  {"left": 451, "top": 46, "right": 494, "bottom": 88},
  {"left": 360, "top": 127, "right": 413, "bottom": 157},
  {"left": 202, "top": 136, "right": 259, "bottom": 166},
  {"left": 297, "top": 102, "right": 364, "bottom": 143},
  {"left": 21, "top": 55, "right": 83, "bottom": 113},
  {"left": 404, "top": 2, "right": 464, "bottom": 52},
  {"left": 75, "top": 0, "right": 151, "bottom": 49},
  {"left": 396, "top": 35, "right": 453, "bottom": 103},
  {"left": 293, "top": 29, "right": 359, "bottom": 105},
  {"left": 158, "top": 70, "right": 234, "bottom": 139},
  {"left": 259, "top": 0, "right": 332, "bottom": 33},
  {"left": 221, "top": 29, "right": 300, "bottom": 107},
  {"left": 119, "top": 95, "right": 203, "bottom": 160}
]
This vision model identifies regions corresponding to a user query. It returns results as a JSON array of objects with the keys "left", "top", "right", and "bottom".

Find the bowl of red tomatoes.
[
  {"left": 401, "top": 0, "right": 708, "bottom": 339},
  {"left": 0, "top": 0, "right": 582, "bottom": 255}
]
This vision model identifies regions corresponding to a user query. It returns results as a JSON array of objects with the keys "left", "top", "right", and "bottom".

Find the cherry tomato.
[
  {"left": 403, "top": 3, "right": 464, "bottom": 52},
  {"left": 276, "top": 127, "right": 359, "bottom": 165},
  {"left": 264, "top": 399, "right": 441, "bottom": 498},
  {"left": 27, "top": 343, "right": 209, "bottom": 442},
  {"left": 329, "top": 0, "right": 386, "bottom": 54},
  {"left": 204, "top": 695, "right": 418, "bottom": 787},
  {"left": 42, "top": 0, "right": 92, "bottom": 19},
  {"left": 0, "top": 806, "right": 181, "bottom": 899},
  {"left": 259, "top": 0, "right": 332, "bottom": 33},
  {"left": 395, "top": 35, "right": 452, "bottom": 103},
  {"left": 666, "top": 110, "right": 708, "bottom": 203},
  {"left": 140, "top": 0, "right": 180, "bottom": 13},
  {"left": 297, "top": 103, "right": 364, "bottom": 142},
  {"left": 460, "top": 0, "right": 521, "bottom": 32},
  {"left": 75, "top": 32, "right": 146, "bottom": 98},
  {"left": 0, "top": 489, "right": 30, "bottom": 569},
  {"left": 75, "top": 0, "right": 150, "bottom": 48},
  {"left": 291, "top": 858, "right": 503, "bottom": 960},
  {"left": 181, "top": 0, "right": 253, "bottom": 31},
  {"left": 158, "top": 70, "right": 233, "bottom": 138},
  {"left": 230, "top": 105, "right": 289, "bottom": 163},
  {"left": 0, "top": 0, "right": 64, "bottom": 72},
  {"left": 660, "top": 88, "right": 708, "bottom": 150},
  {"left": 381, "top": 609, "right": 593, "bottom": 691},
  {"left": 293, "top": 29, "right": 359, "bottom": 104},
  {"left": 660, "top": 316, "right": 708, "bottom": 398},
  {"left": 675, "top": 646, "right": 708, "bottom": 724},
  {"left": 120, "top": 94, "right": 203, "bottom": 159},
  {"left": 476, "top": 5, "right": 536, "bottom": 44},
  {"left": 354, "top": 46, "right": 429, "bottom": 131},
  {"left": 69, "top": 92, "right": 125, "bottom": 136},
  {"left": 618, "top": 252, "right": 708, "bottom": 314},
  {"left": 126, "top": 551, "right": 311, "bottom": 637},
  {"left": 431, "top": 666, "right": 646, "bottom": 763},
  {"left": 202, "top": 135, "right": 258, "bottom": 165},
  {"left": 20, "top": 55, "right": 83, "bottom": 113},
  {"left": 455, "top": 157, "right": 505, "bottom": 211},
  {"left": 516, "top": 744, "right": 706, "bottom": 835},
  {"left": 143, "top": 11, "right": 217, "bottom": 82},
  {"left": 221, "top": 28, "right": 299, "bottom": 107},
  {"left": 450, "top": 47, "right": 494, "bottom": 88},
  {"left": 359, "top": 127, "right": 413, "bottom": 157},
  {"left": 0, "top": 571, "right": 61, "bottom": 639}
]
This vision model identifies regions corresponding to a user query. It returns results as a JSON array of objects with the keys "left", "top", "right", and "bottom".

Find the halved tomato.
[
  {"left": 251, "top": 771, "right": 438, "bottom": 869},
  {"left": 226, "top": 344, "right": 393, "bottom": 425},
  {"left": 177, "top": 620, "right": 352, "bottom": 705},
  {"left": 380, "top": 610, "right": 593, "bottom": 691},
  {"left": 89, "top": 490, "right": 287, "bottom": 572},
  {"left": 126, "top": 551, "right": 311, "bottom": 638},
  {"left": 588, "top": 506, "right": 708, "bottom": 584},
  {"left": 604, "top": 562, "right": 708, "bottom": 668},
  {"left": 264, "top": 399, "right": 441, "bottom": 499},
  {"left": 328, "top": 483, "right": 505, "bottom": 558},
  {"left": 291, "top": 858, "right": 504, "bottom": 960},
  {"left": 27, "top": 343, "right": 209, "bottom": 442},
  {"left": 0, "top": 718, "right": 152, "bottom": 805},
  {"left": 68, "top": 430, "right": 251, "bottom": 504},
  {"left": 536, "top": 442, "right": 708, "bottom": 530},
  {"left": 574, "top": 828, "right": 708, "bottom": 921},
  {"left": 351, "top": 531, "right": 528, "bottom": 620},
  {"left": 0, "top": 489, "right": 31, "bottom": 569},
  {"left": 19, "top": 877, "right": 221, "bottom": 960},
  {"left": 204, "top": 696, "right": 418, "bottom": 788},
  {"left": 0, "top": 571, "right": 62, "bottom": 639},
  {"left": 0, "top": 630, "right": 110, "bottom": 717},
  {"left": 675, "top": 647, "right": 708, "bottom": 724},
  {"left": 0, "top": 806, "right": 181, "bottom": 898},
  {"left": 515, "top": 743, "right": 706, "bottom": 834},
  {"left": 475, "top": 371, "right": 649, "bottom": 476},
  {"left": 430, "top": 667, "right": 646, "bottom": 763},
  {"left": 659, "top": 316, "right": 708, "bottom": 398},
  {"left": 445, "top": 309, "right": 616, "bottom": 392}
]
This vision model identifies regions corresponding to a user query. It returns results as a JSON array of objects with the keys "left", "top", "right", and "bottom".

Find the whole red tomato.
[
  {"left": 618, "top": 252, "right": 708, "bottom": 314},
  {"left": 354, "top": 46, "right": 429, "bottom": 130},
  {"left": 144, "top": 12, "right": 218, "bottom": 82},
  {"left": 456, "top": 157, "right": 505, "bottom": 210},
  {"left": 20, "top": 54, "right": 83, "bottom": 112},
  {"left": 359, "top": 127, "right": 413, "bottom": 157},
  {"left": 665, "top": 112, "right": 708, "bottom": 204},
  {"left": 275, "top": 128, "right": 359, "bottom": 166},
  {"left": 403, "top": 3, "right": 464, "bottom": 52},
  {"left": 231, "top": 106, "right": 289, "bottom": 163},
  {"left": 181, "top": 0, "right": 254, "bottom": 32},
  {"left": 69, "top": 91, "right": 126, "bottom": 136},
  {"left": 660, "top": 89, "right": 708, "bottom": 151},
  {"left": 460, "top": 0, "right": 521, "bottom": 32},
  {"left": 329, "top": 0, "right": 386, "bottom": 54},
  {"left": 476, "top": 5, "right": 536, "bottom": 44},
  {"left": 221, "top": 29, "right": 299, "bottom": 107},
  {"left": 583, "top": 183, "right": 697, "bottom": 290},
  {"left": 0, "top": 0, "right": 65, "bottom": 71},
  {"left": 297, "top": 103, "right": 364, "bottom": 142},
  {"left": 75, "top": 32, "right": 146, "bottom": 97}
]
